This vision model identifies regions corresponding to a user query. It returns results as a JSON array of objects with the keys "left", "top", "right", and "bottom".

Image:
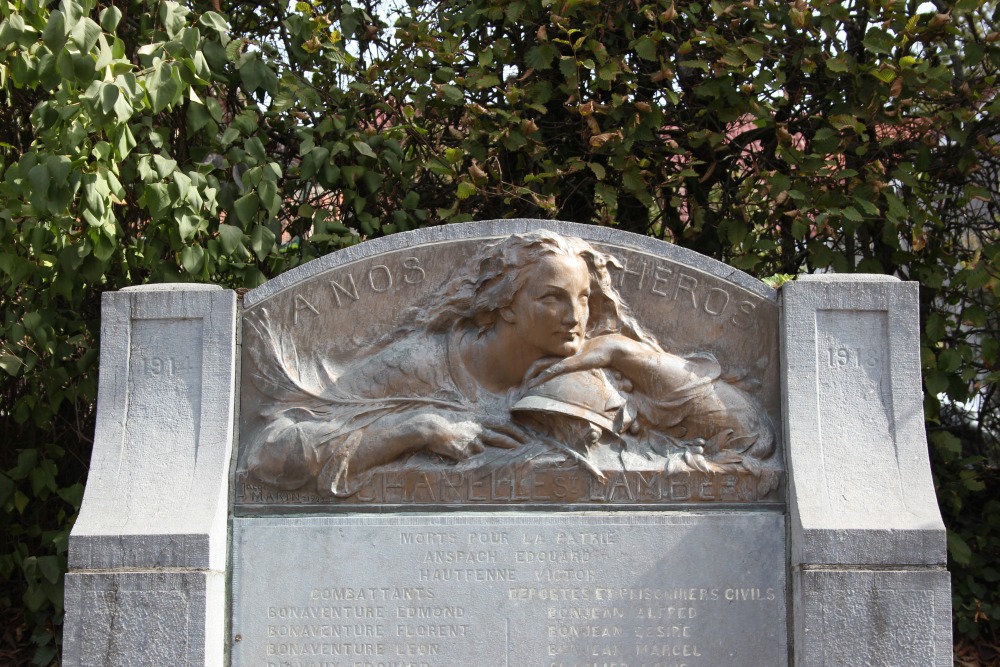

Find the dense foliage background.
[{"left": 2, "top": 0, "right": 999, "bottom": 662}]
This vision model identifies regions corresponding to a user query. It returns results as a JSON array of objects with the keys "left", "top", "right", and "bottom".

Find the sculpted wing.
[{"left": 244, "top": 308, "right": 328, "bottom": 404}]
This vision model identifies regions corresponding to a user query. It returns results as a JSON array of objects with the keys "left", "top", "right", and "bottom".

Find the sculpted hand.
[
  {"left": 423, "top": 413, "right": 527, "bottom": 458},
  {"left": 526, "top": 334, "right": 652, "bottom": 388},
  {"left": 411, "top": 413, "right": 487, "bottom": 460}
]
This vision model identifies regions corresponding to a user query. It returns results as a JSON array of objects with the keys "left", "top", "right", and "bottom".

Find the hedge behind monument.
[{"left": 1, "top": 0, "right": 999, "bottom": 662}]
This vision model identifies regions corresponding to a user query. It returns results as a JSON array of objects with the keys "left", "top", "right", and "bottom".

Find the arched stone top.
[{"left": 244, "top": 219, "right": 776, "bottom": 308}]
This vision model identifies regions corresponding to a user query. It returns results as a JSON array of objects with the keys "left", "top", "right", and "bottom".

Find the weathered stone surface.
[
  {"left": 230, "top": 513, "right": 788, "bottom": 667},
  {"left": 237, "top": 221, "right": 783, "bottom": 507},
  {"left": 65, "top": 220, "right": 953, "bottom": 667},
  {"left": 64, "top": 284, "right": 237, "bottom": 667},
  {"left": 782, "top": 274, "right": 950, "bottom": 666},
  {"left": 236, "top": 468, "right": 779, "bottom": 509},
  {"left": 63, "top": 571, "right": 225, "bottom": 667},
  {"left": 794, "top": 569, "right": 952, "bottom": 667},
  {"left": 782, "top": 275, "right": 945, "bottom": 566},
  {"left": 70, "top": 285, "right": 237, "bottom": 569}
]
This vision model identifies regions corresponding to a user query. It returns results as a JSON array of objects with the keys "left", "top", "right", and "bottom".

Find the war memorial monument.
[{"left": 62, "top": 220, "right": 951, "bottom": 665}]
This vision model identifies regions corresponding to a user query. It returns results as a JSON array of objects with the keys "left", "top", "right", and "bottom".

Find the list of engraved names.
[{"left": 233, "top": 515, "right": 786, "bottom": 667}]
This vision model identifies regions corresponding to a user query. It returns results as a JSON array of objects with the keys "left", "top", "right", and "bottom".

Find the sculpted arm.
[
  {"left": 348, "top": 411, "right": 487, "bottom": 471},
  {"left": 317, "top": 411, "right": 486, "bottom": 496},
  {"left": 528, "top": 334, "right": 774, "bottom": 458},
  {"left": 529, "top": 334, "right": 698, "bottom": 396}
]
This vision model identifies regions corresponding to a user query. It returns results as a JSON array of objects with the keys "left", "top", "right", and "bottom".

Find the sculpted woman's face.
[{"left": 504, "top": 253, "right": 591, "bottom": 359}]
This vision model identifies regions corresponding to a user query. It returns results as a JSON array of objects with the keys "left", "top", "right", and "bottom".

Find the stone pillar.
[
  {"left": 782, "top": 275, "right": 951, "bottom": 666},
  {"left": 63, "top": 285, "right": 237, "bottom": 667}
]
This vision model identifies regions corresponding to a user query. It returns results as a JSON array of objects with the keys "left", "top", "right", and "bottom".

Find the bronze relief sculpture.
[{"left": 241, "top": 231, "right": 779, "bottom": 504}]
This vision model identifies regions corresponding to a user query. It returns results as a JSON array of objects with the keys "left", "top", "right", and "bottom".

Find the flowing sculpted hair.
[{"left": 398, "top": 231, "right": 661, "bottom": 350}]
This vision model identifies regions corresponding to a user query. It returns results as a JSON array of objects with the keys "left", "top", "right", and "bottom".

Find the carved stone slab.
[
  {"left": 231, "top": 513, "right": 787, "bottom": 666},
  {"left": 236, "top": 221, "right": 782, "bottom": 508},
  {"left": 64, "top": 285, "right": 236, "bottom": 667}
]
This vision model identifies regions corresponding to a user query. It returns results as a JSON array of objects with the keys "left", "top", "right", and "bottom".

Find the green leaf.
[
  {"left": 0, "top": 354, "right": 23, "bottom": 376},
  {"left": 863, "top": 27, "right": 895, "bottom": 55},
  {"left": 352, "top": 140, "right": 377, "bottom": 159},
  {"left": 439, "top": 84, "right": 464, "bottom": 105},
  {"left": 70, "top": 17, "right": 101, "bottom": 54},
  {"left": 182, "top": 26, "right": 200, "bottom": 56},
  {"left": 504, "top": 0, "right": 525, "bottom": 23},
  {"left": 245, "top": 136, "right": 266, "bottom": 163},
  {"left": 72, "top": 50, "right": 97, "bottom": 81},
  {"left": 11, "top": 448, "right": 39, "bottom": 480},
  {"left": 963, "top": 304, "right": 988, "bottom": 327},
  {"left": 924, "top": 369, "right": 949, "bottom": 396},
  {"left": 37, "top": 556, "right": 61, "bottom": 585},
  {"left": 217, "top": 223, "right": 245, "bottom": 254},
  {"left": 153, "top": 154, "right": 178, "bottom": 178},
  {"left": 42, "top": 10, "right": 66, "bottom": 52},
  {"left": 147, "top": 61, "right": 180, "bottom": 113},
  {"left": 937, "top": 348, "right": 961, "bottom": 373},
  {"left": 198, "top": 11, "right": 229, "bottom": 35},
  {"left": 177, "top": 212, "right": 201, "bottom": 241},
  {"left": 829, "top": 114, "right": 858, "bottom": 131},
  {"left": 925, "top": 313, "right": 946, "bottom": 342},
  {"left": 622, "top": 167, "right": 645, "bottom": 192},
  {"left": 180, "top": 245, "right": 205, "bottom": 274},
  {"left": 186, "top": 99, "right": 212, "bottom": 132},
  {"left": 930, "top": 430, "right": 962, "bottom": 462},
  {"left": 854, "top": 196, "right": 879, "bottom": 216},
  {"left": 634, "top": 36, "right": 657, "bottom": 61},
  {"left": 220, "top": 127, "right": 240, "bottom": 145},
  {"left": 14, "top": 490, "right": 29, "bottom": 515},
  {"left": 961, "top": 470, "right": 985, "bottom": 492},
  {"left": 456, "top": 180, "right": 476, "bottom": 200},
  {"left": 559, "top": 56, "right": 577, "bottom": 80},
  {"left": 870, "top": 66, "right": 896, "bottom": 84},
  {"left": 721, "top": 49, "right": 747, "bottom": 67},
  {"left": 27, "top": 164, "right": 50, "bottom": 201},
  {"left": 100, "top": 83, "right": 119, "bottom": 115},
  {"left": 841, "top": 206, "right": 863, "bottom": 222},
  {"left": 33, "top": 646, "right": 57, "bottom": 665},
  {"left": 525, "top": 44, "right": 558, "bottom": 70},
  {"left": 206, "top": 96, "right": 223, "bottom": 123},
  {"left": 158, "top": 0, "right": 189, "bottom": 38},
  {"left": 100, "top": 5, "right": 122, "bottom": 32},
  {"left": 249, "top": 223, "right": 275, "bottom": 261},
  {"left": 234, "top": 192, "right": 260, "bottom": 225},
  {"left": 947, "top": 531, "right": 972, "bottom": 566},
  {"left": 739, "top": 42, "right": 764, "bottom": 62},
  {"left": 238, "top": 56, "right": 277, "bottom": 94}
]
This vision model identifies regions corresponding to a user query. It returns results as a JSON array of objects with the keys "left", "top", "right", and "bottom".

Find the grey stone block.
[
  {"left": 794, "top": 568, "right": 952, "bottom": 667},
  {"left": 63, "top": 570, "right": 225, "bottom": 667},
  {"left": 69, "top": 285, "right": 237, "bottom": 570},
  {"left": 782, "top": 275, "right": 945, "bottom": 566},
  {"left": 64, "top": 285, "right": 237, "bottom": 667}
]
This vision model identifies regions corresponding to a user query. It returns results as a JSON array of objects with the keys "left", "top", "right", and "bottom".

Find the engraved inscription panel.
[
  {"left": 123, "top": 318, "right": 204, "bottom": 504},
  {"left": 816, "top": 310, "right": 903, "bottom": 519},
  {"left": 231, "top": 514, "right": 787, "bottom": 666},
  {"left": 237, "top": 232, "right": 782, "bottom": 507}
]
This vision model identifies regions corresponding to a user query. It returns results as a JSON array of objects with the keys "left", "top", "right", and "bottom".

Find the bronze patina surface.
[{"left": 236, "top": 224, "right": 781, "bottom": 508}]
